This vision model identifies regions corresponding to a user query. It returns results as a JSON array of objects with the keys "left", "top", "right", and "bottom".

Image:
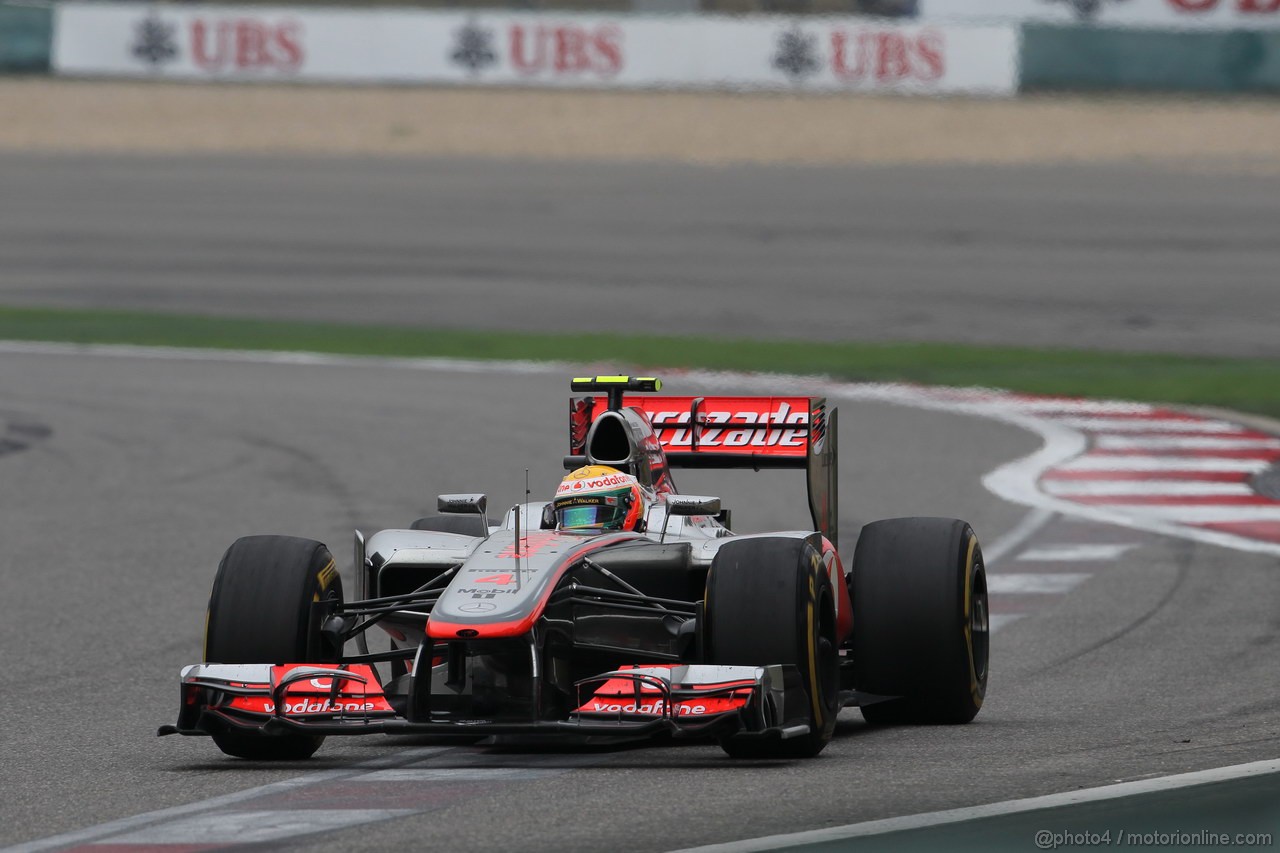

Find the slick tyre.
[
  {"left": 707, "top": 537, "right": 839, "bottom": 759},
  {"left": 204, "top": 535, "right": 344, "bottom": 760},
  {"left": 851, "top": 518, "right": 989, "bottom": 725}
]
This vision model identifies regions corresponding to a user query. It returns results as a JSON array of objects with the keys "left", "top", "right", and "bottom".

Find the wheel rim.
[
  {"left": 970, "top": 563, "right": 989, "bottom": 683},
  {"left": 308, "top": 585, "right": 344, "bottom": 662}
]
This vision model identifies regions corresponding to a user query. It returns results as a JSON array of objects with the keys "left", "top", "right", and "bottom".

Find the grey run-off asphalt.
[{"left": 1, "top": 152, "right": 1277, "bottom": 358}]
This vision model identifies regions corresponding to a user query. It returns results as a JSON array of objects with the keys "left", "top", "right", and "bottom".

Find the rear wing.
[{"left": 569, "top": 387, "right": 838, "bottom": 548}]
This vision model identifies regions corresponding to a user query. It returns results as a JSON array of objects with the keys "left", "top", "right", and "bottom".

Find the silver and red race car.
[{"left": 161, "top": 375, "right": 989, "bottom": 760}]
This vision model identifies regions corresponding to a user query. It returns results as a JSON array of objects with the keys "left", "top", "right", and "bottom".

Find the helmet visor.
[{"left": 556, "top": 494, "right": 627, "bottom": 530}]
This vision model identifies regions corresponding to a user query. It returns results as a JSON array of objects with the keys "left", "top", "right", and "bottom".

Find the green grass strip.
[{"left": 3, "top": 305, "right": 1279, "bottom": 419}]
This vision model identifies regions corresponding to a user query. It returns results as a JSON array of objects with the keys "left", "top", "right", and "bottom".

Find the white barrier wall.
[{"left": 52, "top": 4, "right": 1018, "bottom": 95}]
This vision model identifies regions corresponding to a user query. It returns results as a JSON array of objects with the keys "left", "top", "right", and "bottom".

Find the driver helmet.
[{"left": 554, "top": 465, "right": 646, "bottom": 532}]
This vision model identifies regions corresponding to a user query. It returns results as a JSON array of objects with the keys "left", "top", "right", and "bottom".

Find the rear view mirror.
[
  {"left": 437, "top": 494, "right": 488, "bottom": 514},
  {"left": 666, "top": 495, "right": 721, "bottom": 517}
]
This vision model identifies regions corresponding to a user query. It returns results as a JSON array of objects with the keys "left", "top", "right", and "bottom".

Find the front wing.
[{"left": 159, "top": 662, "right": 816, "bottom": 742}]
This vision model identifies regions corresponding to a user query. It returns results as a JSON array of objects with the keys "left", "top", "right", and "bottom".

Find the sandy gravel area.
[{"left": 4, "top": 78, "right": 1279, "bottom": 168}]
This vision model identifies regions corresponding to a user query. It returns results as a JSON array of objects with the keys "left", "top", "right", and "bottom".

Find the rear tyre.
[
  {"left": 409, "top": 514, "right": 493, "bottom": 536},
  {"left": 851, "top": 518, "right": 988, "bottom": 725},
  {"left": 204, "top": 535, "right": 344, "bottom": 760},
  {"left": 706, "top": 537, "right": 839, "bottom": 759}
]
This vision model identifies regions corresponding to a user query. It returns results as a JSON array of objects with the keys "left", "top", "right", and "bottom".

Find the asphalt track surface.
[
  {"left": 2, "top": 152, "right": 1279, "bottom": 357},
  {"left": 1, "top": 352, "right": 1278, "bottom": 852}
]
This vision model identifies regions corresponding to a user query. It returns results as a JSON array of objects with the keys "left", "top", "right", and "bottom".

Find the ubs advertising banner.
[
  {"left": 52, "top": 4, "right": 1018, "bottom": 95},
  {"left": 921, "top": 0, "right": 1280, "bottom": 28}
]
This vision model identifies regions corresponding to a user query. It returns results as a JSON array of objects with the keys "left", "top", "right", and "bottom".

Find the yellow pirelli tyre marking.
[
  {"left": 962, "top": 533, "right": 984, "bottom": 708},
  {"left": 317, "top": 558, "right": 337, "bottom": 591},
  {"left": 805, "top": 572, "right": 824, "bottom": 727}
]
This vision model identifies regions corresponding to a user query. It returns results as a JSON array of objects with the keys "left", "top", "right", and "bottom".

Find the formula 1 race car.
[{"left": 160, "top": 376, "right": 989, "bottom": 760}]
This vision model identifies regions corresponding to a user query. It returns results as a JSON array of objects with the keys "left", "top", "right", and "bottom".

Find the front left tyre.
[{"left": 204, "top": 534, "right": 343, "bottom": 760}]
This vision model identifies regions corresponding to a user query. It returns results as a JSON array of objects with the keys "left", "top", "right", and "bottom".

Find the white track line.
[
  {"left": 1017, "top": 544, "right": 1138, "bottom": 561},
  {"left": 0, "top": 747, "right": 452, "bottom": 853},
  {"left": 1095, "top": 436, "right": 1280, "bottom": 450},
  {"left": 1041, "top": 480, "right": 1255, "bottom": 497},
  {"left": 1101, "top": 505, "right": 1280, "bottom": 523},
  {"left": 987, "top": 574, "right": 1090, "bottom": 594},
  {"left": 1054, "top": 456, "right": 1271, "bottom": 472},
  {"left": 666, "top": 758, "right": 1280, "bottom": 853},
  {"left": 1001, "top": 400, "right": 1156, "bottom": 415},
  {"left": 358, "top": 768, "right": 562, "bottom": 782},
  {"left": 977, "top": 506, "right": 1057, "bottom": 566},
  {"left": 0, "top": 341, "right": 573, "bottom": 375},
  {"left": 988, "top": 614, "right": 1026, "bottom": 632},
  {"left": 103, "top": 809, "right": 416, "bottom": 846},
  {"left": 1053, "top": 417, "right": 1245, "bottom": 433}
]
